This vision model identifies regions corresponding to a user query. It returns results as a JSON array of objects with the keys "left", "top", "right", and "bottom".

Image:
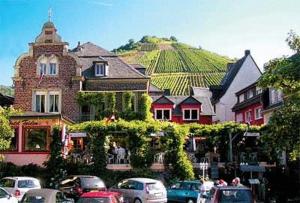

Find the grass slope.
[{"left": 115, "top": 36, "right": 231, "bottom": 95}]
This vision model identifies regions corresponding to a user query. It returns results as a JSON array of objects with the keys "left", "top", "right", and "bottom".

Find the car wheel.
[
  {"left": 186, "top": 199, "right": 194, "bottom": 203},
  {"left": 134, "top": 198, "right": 142, "bottom": 203}
]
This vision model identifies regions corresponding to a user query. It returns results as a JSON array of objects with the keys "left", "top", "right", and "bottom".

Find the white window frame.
[
  {"left": 48, "top": 91, "right": 60, "bottom": 113},
  {"left": 270, "top": 88, "right": 283, "bottom": 105},
  {"left": 245, "top": 110, "right": 252, "bottom": 123},
  {"left": 33, "top": 90, "right": 61, "bottom": 113},
  {"left": 37, "top": 55, "right": 59, "bottom": 76},
  {"left": 154, "top": 108, "right": 172, "bottom": 121},
  {"left": 239, "top": 94, "right": 244, "bottom": 103},
  {"left": 95, "top": 63, "right": 105, "bottom": 76},
  {"left": 182, "top": 108, "right": 199, "bottom": 121},
  {"left": 256, "top": 87, "right": 262, "bottom": 95},
  {"left": 246, "top": 89, "right": 254, "bottom": 99},
  {"left": 254, "top": 107, "right": 263, "bottom": 120}
]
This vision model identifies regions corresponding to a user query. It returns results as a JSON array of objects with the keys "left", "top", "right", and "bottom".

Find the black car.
[{"left": 59, "top": 175, "right": 106, "bottom": 200}]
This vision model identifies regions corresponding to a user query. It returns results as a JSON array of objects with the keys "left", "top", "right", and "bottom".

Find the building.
[
  {"left": 232, "top": 82, "right": 264, "bottom": 125},
  {"left": 7, "top": 20, "right": 149, "bottom": 166},
  {"left": 262, "top": 87, "right": 283, "bottom": 124},
  {"left": 210, "top": 50, "right": 262, "bottom": 122},
  {"left": 151, "top": 95, "right": 214, "bottom": 124}
]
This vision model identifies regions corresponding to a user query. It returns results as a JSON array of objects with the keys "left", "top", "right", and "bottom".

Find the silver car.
[{"left": 110, "top": 178, "right": 167, "bottom": 203}]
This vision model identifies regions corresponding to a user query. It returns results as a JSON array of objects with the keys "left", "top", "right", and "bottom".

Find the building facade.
[{"left": 232, "top": 82, "right": 264, "bottom": 125}]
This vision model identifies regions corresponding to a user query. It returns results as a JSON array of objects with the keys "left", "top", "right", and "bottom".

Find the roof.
[
  {"left": 42, "top": 21, "right": 55, "bottom": 29},
  {"left": 3, "top": 177, "right": 40, "bottom": 181},
  {"left": 71, "top": 42, "right": 147, "bottom": 79},
  {"left": 235, "top": 81, "right": 258, "bottom": 96},
  {"left": 152, "top": 96, "right": 215, "bottom": 116},
  {"left": 149, "top": 84, "right": 163, "bottom": 93},
  {"left": 210, "top": 51, "right": 261, "bottom": 102},
  {"left": 81, "top": 191, "right": 120, "bottom": 198},
  {"left": 232, "top": 94, "right": 261, "bottom": 112},
  {"left": 0, "top": 93, "right": 14, "bottom": 107},
  {"left": 127, "top": 178, "right": 161, "bottom": 183},
  {"left": 9, "top": 111, "right": 74, "bottom": 124}
]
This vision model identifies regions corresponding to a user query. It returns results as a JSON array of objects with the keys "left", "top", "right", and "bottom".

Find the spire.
[{"left": 48, "top": 7, "right": 52, "bottom": 22}]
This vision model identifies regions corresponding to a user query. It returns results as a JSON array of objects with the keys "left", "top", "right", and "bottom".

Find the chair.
[
  {"left": 117, "top": 147, "right": 126, "bottom": 164},
  {"left": 107, "top": 153, "right": 114, "bottom": 164}
]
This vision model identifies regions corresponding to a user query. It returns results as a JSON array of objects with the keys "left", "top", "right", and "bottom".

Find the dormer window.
[
  {"left": 95, "top": 63, "right": 106, "bottom": 76},
  {"left": 183, "top": 109, "right": 199, "bottom": 120}
]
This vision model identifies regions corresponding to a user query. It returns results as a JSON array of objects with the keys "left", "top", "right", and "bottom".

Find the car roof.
[
  {"left": 23, "top": 189, "right": 60, "bottom": 202},
  {"left": 69, "top": 175, "right": 100, "bottom": 179},
  {"left": 215, "top": 186, "right": 251, "bottom": 190},
  {"left": 127, "top": 178, "right": 161, "bottom": 183},
  {"left": 81, "top": 191, "right": 119, "bottom": 198},
  {"left": 3, "top": 177, "right": 40, "bottom": 181},
  {"left": 178, "top": 180, "right": 201, "bottom": 184}
]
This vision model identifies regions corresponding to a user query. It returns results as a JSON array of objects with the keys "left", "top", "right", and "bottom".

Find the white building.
[{"left": 209, "top": 50, "right": 262, "bottom": 122}]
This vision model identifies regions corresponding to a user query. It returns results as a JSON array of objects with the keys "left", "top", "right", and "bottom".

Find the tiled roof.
[
  {"left": 149, "top": 84, "right": 163, "bottom": 93},
  {"left": 71, "top": 42, "right": 147, "bottom": 79},
  {"left": 0, "top": 93, "right": 14, "bottom": 107},
  {"left": 152, "top": 95, "right": 215, "bottom": 116}
]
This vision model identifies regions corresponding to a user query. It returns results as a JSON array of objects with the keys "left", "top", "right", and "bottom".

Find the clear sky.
[{"left": 1, "top": 0, "right": 299, "bottom": 86}]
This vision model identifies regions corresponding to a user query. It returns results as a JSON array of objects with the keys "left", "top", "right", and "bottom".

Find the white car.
[
  {"left": 110, "top": 178, "right": 167, "bottom": 203},
  {"left": 0, "top": 187, "right": 18, "bottom": 203},
  {"left": 0, "top": 177, "right": 41, "bottom": 201}
]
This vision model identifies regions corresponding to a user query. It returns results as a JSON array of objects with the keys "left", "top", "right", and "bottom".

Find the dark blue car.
[{"left": 167, "top": 180, "right": 201, "bottom": 203}]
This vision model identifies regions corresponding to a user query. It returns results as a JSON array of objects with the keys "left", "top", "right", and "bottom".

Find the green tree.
[
  {"left": 0, "top": 107, "right": 16, "bottom": 151},
  {"left": 259, "top": 31, "right": 300, "bottom": 160}
]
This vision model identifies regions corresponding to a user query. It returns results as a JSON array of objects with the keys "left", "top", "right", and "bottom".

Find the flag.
[{"left": 38, "top": 72, "right": 44, "bottom": 86}]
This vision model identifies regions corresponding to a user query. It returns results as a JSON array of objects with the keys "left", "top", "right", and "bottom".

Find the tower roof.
[{"left": 42, "top": 21, "right": 55, "bottom": 29}]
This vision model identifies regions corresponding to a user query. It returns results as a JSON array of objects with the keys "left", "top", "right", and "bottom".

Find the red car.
[
  {"left": 209, "top": 186, "right": 255, "bottom": 203},
  {"left": 77, "top": 191, "right": 124, "bottom": 203}
]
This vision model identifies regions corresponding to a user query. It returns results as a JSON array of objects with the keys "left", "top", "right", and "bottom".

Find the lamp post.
[{"left": 199, "top": 161, "right": 208, "bottom": 180}]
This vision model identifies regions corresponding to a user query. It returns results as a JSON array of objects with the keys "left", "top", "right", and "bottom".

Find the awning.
[{"left": 240, "top": 165, "right": 265, "bottom": 172}]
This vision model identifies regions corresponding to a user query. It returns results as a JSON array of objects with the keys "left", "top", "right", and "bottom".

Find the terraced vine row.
[
  {"left": 151, "top": 72, "right": 225, "bottom": 95},
  {"left": 155, "top": 50, "right": 188, "bottom": 73},
  {"left": 137, "top": 50, "right": 160, "bottom": 74}
]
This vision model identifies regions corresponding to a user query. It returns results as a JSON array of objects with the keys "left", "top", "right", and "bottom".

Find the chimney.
[
  {"left": 77, "top": 41, "right": 81, "bottom": 47},
  {"left": 164, "top": 89, "right": 171, "bottom": 96},
  {"left": 245, "top": 50, "right": 250, "bottom": 56},
  {"left": 227, "top": 63, "right": 234, "bottom": 71}
]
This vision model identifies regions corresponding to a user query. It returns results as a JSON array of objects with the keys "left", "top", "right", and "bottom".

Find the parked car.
[
  {"left": 21, "top": 188, "right": 74, "bottom": 203},
  {"left": 110, "top": 178, "right": 167, "bottom": 203},
  {"left": 167, "top": 180, "right": 201, "bottom": 203},
  {"left": 0, "top": 187, "right": 18, "bottom": 203},
  {"left": 59, "top": 175, "right": 106, "bottom": 200},
  {"left": 0, "top": 177, "right": 41, "bottom": 201},
  {"left": 77, "top": 191, "right": 123, "bottom": 203},
  {"left": 209, "top": 186, "right": 255, "bottom": 203}
]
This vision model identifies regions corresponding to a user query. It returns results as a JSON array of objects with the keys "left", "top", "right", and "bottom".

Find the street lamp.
[{"left": 199, "top": 160, "right": 208, "bottom": 180}]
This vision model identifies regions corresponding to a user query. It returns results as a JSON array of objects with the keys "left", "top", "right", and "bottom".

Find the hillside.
[
  {"left": 114, "top": 36, "right": 232, "bottom": 95},
  {"left": 0, "top": 85, "right": 14, "bottom": 96}
]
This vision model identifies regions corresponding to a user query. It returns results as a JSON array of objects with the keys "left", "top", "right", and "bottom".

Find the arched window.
[
  {"left": 36, "top": 55, "right": 59, "bottom": 76},
  {"left": 49, "top": 55, "right": 58, "bottom": 75}
]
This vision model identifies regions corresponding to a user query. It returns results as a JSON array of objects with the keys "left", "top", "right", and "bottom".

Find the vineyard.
[
  {"left": 117, "top": 38, "right": 232, "bottom": 95},
  {"left": 151, "top": 72, "right": 225, "bottom": 95}
]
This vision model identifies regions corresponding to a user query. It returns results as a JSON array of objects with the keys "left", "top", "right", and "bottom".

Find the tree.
[
  {"left": 0, "top": 107, "right": 15, "bottom": 151},
  {"left": 259, "top": 31, "right": 300, "bottom": 160},
  {"left": 170, "top": 36, "right": 177, "bottom": 42}
]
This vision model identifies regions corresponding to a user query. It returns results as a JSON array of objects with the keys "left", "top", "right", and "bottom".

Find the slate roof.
[
  {"left": 152, "top": 95, "right": 215, "bottom": 116},
  {"left": 149, "top": 84, "right": 163, "bottom": 93},
  {"left": 71, "top": 42, "right": 147, "bottom": 79}
]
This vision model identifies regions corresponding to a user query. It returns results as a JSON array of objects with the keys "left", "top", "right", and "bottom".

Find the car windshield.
[
  {"left": 77, "top": 197, "right": 110, "bottom": 203},
  {"left": 22, "top": 195, "right": 45, "bottom": 203},
  {"left": 81, "top": 177, "right": 105, "bottom": 188},
  {"left": 220, "top": 189, "right": 252, "bottom": 203},
  {"left": 18, "top": 180, "right": 40, "bottom": 188},
  {"left": 146, "top": 181, "right": 165, "bottom": 191},
  {"left": 0, "top": 179, "right": 15, "bottom": 187}
]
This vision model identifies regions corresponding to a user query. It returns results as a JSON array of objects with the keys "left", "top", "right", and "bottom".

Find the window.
[
  {"left": 49, "top": 92, "right": 59, "bottom": 112},
  {"left": 239, "top": 94, "right": 244, "bottom": 103},
  {"left": 49, "top": 63, "right": 57, "bottom": 75},
  {"left": 236, "top": 113, "right": 243, "bottom": 123},
  {"left": 183, "top": 109, "right": 199, "bottom": 120},
  {"left": 270, "top": 89, "right": 283, "bottom": 104},
  {"left": 24, "top": 128, "right": 50, "bottom": 152},
  {"left": 95, "top": 63, "right": 105, "bottom": 76},
  {"left": 0, "top": 179, "right": 15, "bottom": 188},
  {"left": 39, "top": 63, "right": 47, "bottom": 76},
  {"left": 256, "top": 87, "right": 262, "bottom": 95},
  {"left": 245, "top": 110, "right": 252, "bottom": 123},
  {"left": 255, "top": 107, "right": 263, "bottom": 120},
  {"left": 246, "top": 89, "right": 254, "bottom": 99},
  {"left": 155, "top": 109, "right": 171, "bottom": 120},
  {"left": 37, "top": 55, "right": 58, "bottom": 76},
  {"left": 35, "top": 93, "right": 46, "bottom": 112},
  {"left": 33, "top": 90, "right": 60, "bottom": 113}
]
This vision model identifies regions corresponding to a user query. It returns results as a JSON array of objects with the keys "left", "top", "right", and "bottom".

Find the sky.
[{"left": 0, "top": 0, "right": 300, "bottom": 86}]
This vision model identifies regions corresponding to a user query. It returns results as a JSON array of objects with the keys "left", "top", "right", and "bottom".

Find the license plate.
[{"left": 154, "top": 193, "right": 162, "bottom": 197}]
